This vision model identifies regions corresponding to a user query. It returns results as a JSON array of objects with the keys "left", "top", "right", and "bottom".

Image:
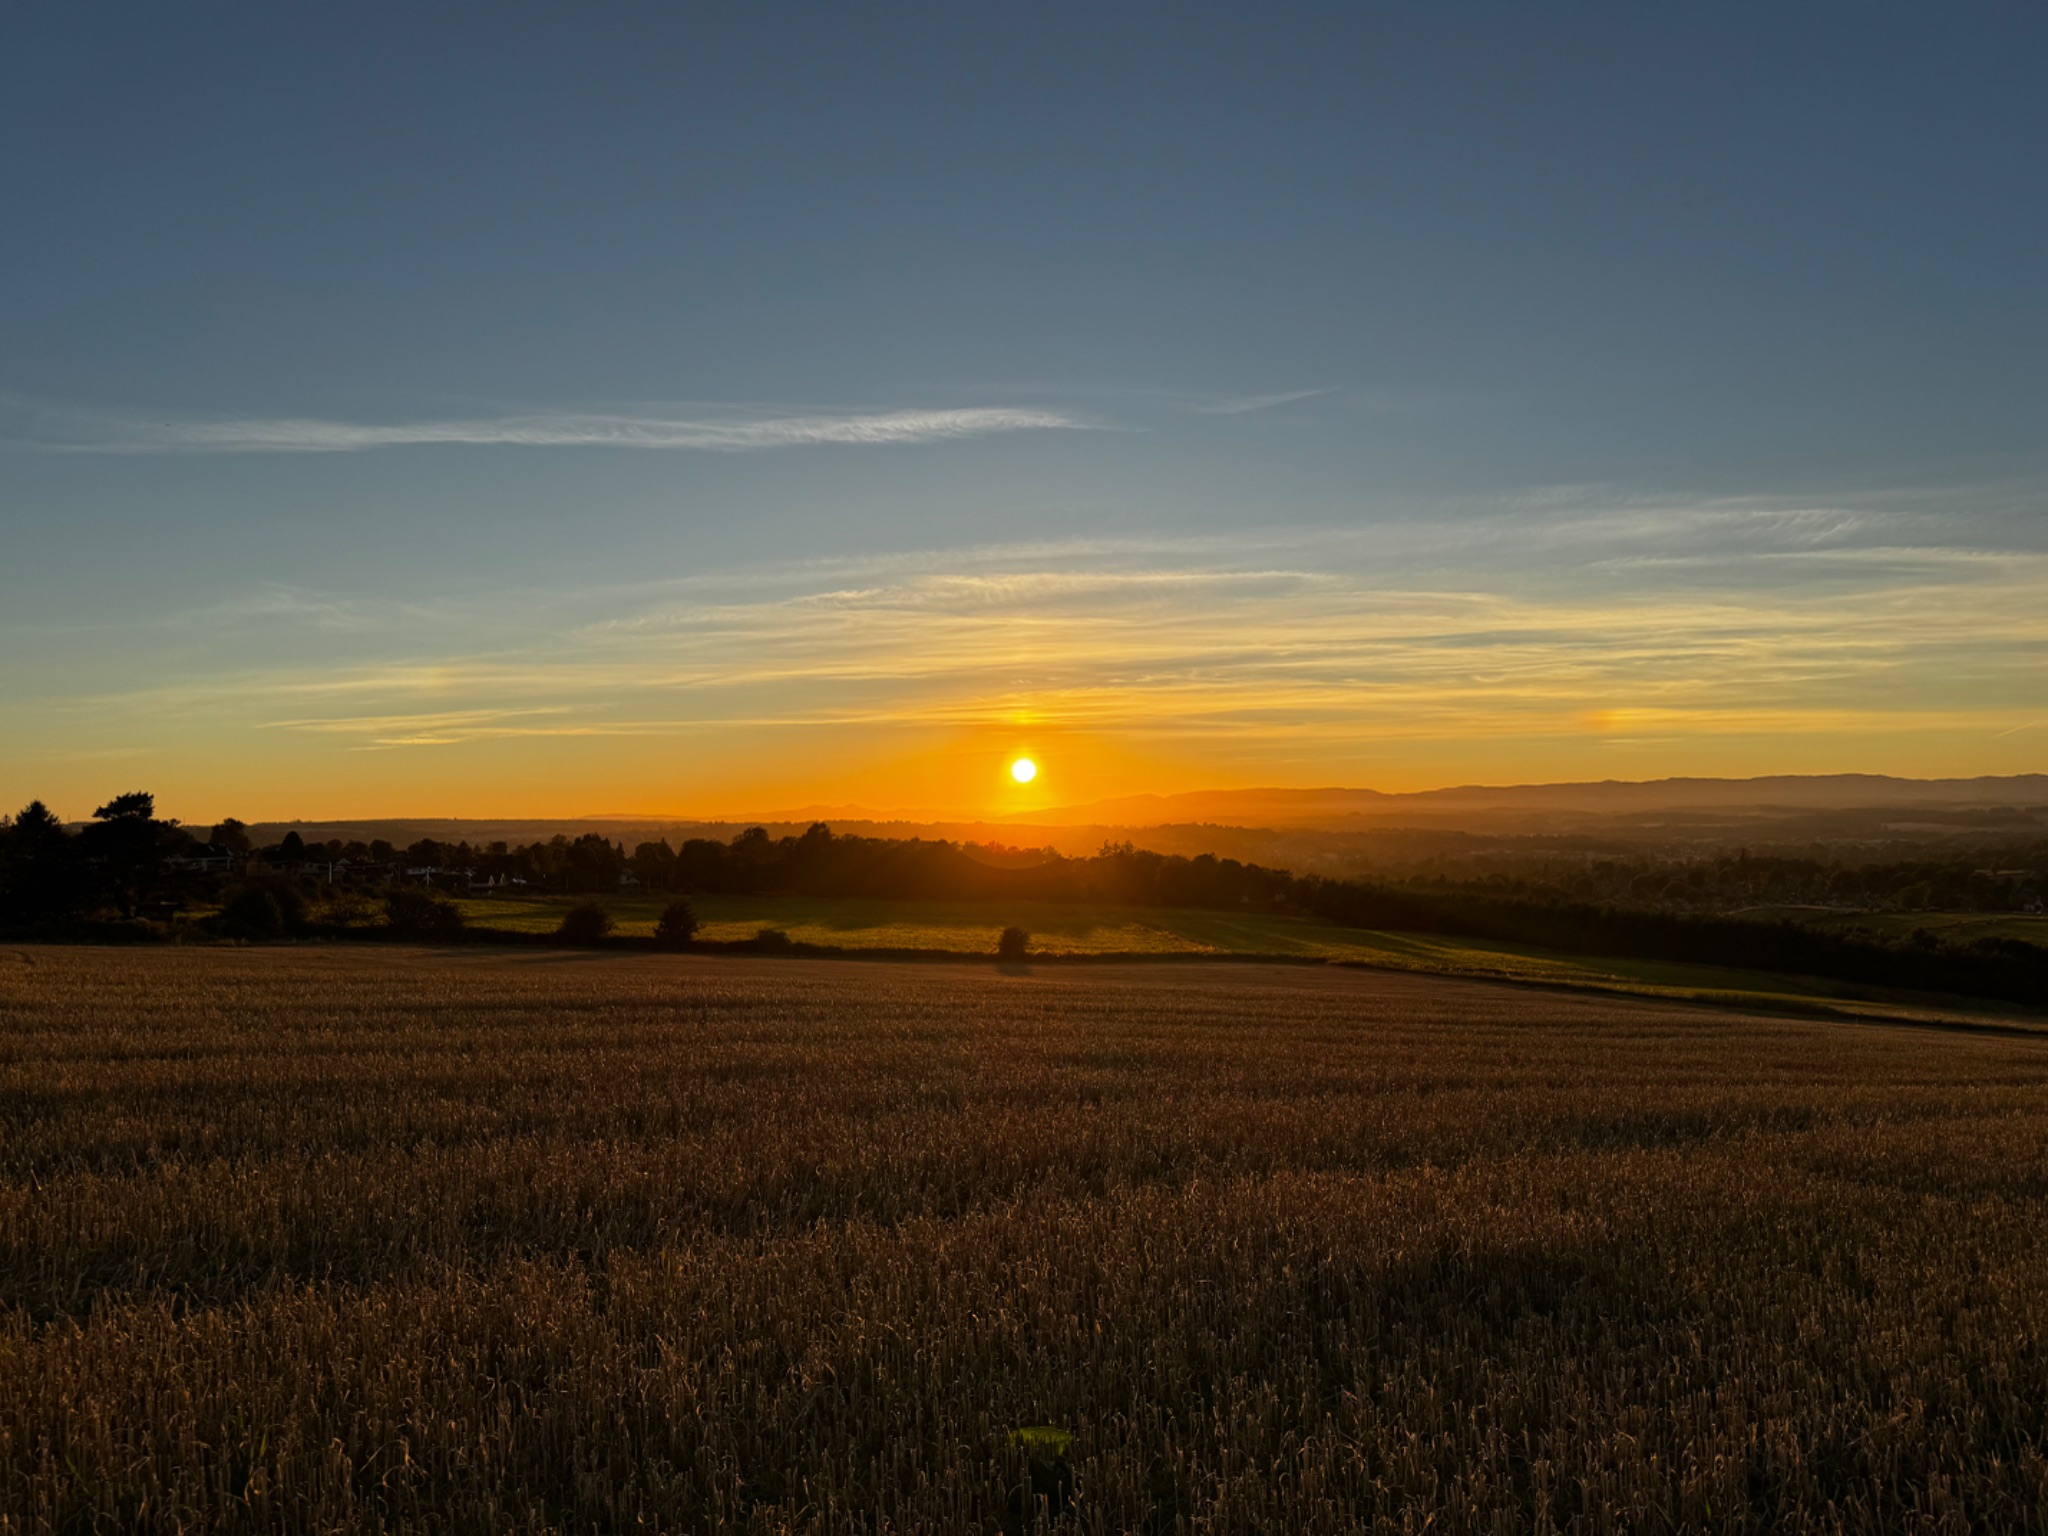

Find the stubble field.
[{"left": 4, "top": 945, "right": 2048, "bottom": 1533}]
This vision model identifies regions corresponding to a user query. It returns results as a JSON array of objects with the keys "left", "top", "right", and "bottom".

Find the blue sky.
[{"left": 3, "top": 3, "right": 2044, "bottom": 818}]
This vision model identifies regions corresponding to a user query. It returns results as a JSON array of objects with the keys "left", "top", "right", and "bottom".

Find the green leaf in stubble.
[{"left": 1007, "top": 1426, "right": 1074, "bottom": 1461}]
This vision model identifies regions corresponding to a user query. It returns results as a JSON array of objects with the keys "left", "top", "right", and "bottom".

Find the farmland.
[
  {"left": 454, "top": 890, "right": 2039, "bottom": 1023},
  {"left": 456, "top": 891, "right": 1239, "bottom": 953},
  {"left": 6, "top": 947, "right": 2048, "bottom": 1531}
]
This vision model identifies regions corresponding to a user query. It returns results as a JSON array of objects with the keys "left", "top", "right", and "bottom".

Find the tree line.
[
  {"left": 1400, "top": 847, "right": 2045, "bottom": 916},
  {"left": 1291, "top": 878, "right": 2048, "bottom": 1010},
  {"left": 3, "top": 793, "right": 2045, "bottom": 1006}
]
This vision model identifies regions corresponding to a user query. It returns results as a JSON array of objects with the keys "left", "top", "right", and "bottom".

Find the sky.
[{"left": 3, "top": 2, "right": 2044, "bottom": 822}]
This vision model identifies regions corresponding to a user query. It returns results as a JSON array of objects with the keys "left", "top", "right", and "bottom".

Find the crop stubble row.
[{"left": 2, "top": 946, "right": 2047, "bottom": 1532}]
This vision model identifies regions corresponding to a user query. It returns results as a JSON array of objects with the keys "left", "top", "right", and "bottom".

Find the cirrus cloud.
[{"left": 7, "top": 401, "right": 1088, "bottom": 454}]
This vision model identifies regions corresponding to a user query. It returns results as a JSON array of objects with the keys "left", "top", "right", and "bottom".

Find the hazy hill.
[
  {"left": 1016, "top": 775, "right": 2048, "bottom": 831},
  {"left": 235, "top": 775, "right": 2048, "bottom": 875}
]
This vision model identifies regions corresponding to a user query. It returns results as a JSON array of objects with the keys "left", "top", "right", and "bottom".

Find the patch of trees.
[
  {"left": 1295, "top": 879, "right": 2048, "bottom": 1009},
  {"left": 1388, "top": 847, "right": 2047, "bottom": 916},
  {"left": 633, "top": 826, "right": 1296, "bottom": 909},
  {"left": 0, "top": 794, "right": 192, "bottom": 926}
]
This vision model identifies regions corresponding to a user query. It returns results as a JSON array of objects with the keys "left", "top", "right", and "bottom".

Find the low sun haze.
[{"left": 3, "top": 4, "right": 2044, "bottom": 820}]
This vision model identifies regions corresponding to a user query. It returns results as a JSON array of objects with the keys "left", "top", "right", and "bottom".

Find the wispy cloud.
[
  {"left": 54, "top": 520, "right": 2048, "bottom": 759},
  {"left": 18, "top": 491, "right": 2047, "bottom": 811},
  {"left": 1188, "top": 388, "right": 1334, "bottom": 416},
  {"left": 11, "top": 403, "right": 1087, "bottom": 454}
]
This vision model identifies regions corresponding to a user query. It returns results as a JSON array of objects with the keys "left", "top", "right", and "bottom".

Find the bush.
[
  {"left": 385, "top": 888, "right": 465, "bottom": 941},
  {"left": 219, "top": 878, "right": 308, "bottom": 939},
  {"left": 998, "top": 925, "right": 1030, "bottom": 962},
  {"left": 557, "top": 902, "right": 614, "bottom": 946},
  {"left": 219, "top": 886, "right": 284, "bottom": 939},
  {"left": 751, "top": 927, "right": 795, "bottom": 954},
  {"left": 653, "top": 898, "right": 699, "bottom": 949},
  {"left": 320, "top": 891, "right": 385, "bottom": 930}
]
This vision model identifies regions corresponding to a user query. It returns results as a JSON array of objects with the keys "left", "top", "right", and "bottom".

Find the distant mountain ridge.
[
  {"left": 1010, "top": 774, "right": 2048, "bottom": 830},
  {"left": 237, "top": 774, "right": 2048, "bottom": 856}
]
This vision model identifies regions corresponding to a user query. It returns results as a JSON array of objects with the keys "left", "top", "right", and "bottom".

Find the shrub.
[
  {"left": 557, "top": 902, "right": 614, "bottom": 947},
  {"left": 219, "top": 878, "right": 308, "bottom": 939},
  {"left": 998, "top": 925, "right": 1030, "bottom": 962},
  {"left": 219, "top": 886, "right": 285, "bottom": 939},
  {"left": 653, "top": 898, "right": 699, "bottom": 949},
  {"left": 751, "top": 927, "right": 795, "bottom": 954},
  {"left": 319, "top": 891, "right": 385, "bottom": 930},
  {"left": 385, "top": 887, "right": 465, "bottom": 941}
]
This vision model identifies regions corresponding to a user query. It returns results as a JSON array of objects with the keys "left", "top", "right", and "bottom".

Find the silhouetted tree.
[
  {"left": 81, "top": 791, "right": 172, "bottom": 918},
  {"left": 219, "top": 877, "right": 308, "bottom": 939},
  {"left": 385, "top": 888, "right": 464, "bottom": 940},
  {"left": 632, "top": 839, "right": 678, "bottom": 890},
  {"left": 653, "top": 898, "right": 699, "bottom": 949},
  {"left": 557, "top": 902, "right": 614, "bottom": 945},
  {"left": 210, "top": 818, "right": 253, "bottom": 854},
  {"left": 563, "top": 835, "right": 625, "bottom": 893},
  {"left": 2, "top": 801, "right": 81, "bottom": 923},
  {"left": 7, "top": 802, "right": 67, "bottom": 870},
  {"left": 998, "top": 926, "right": 1030, "bottom": 962},
  {"left": 95, "top": 791, "right": 154, "bottom": 823}
]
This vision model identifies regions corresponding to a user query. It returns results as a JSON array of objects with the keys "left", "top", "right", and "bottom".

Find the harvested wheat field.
[{"left": 4, "top": 946, "right": 2048, "bottom": 1533}]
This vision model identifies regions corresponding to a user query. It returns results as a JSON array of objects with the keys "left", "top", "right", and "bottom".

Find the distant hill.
[
  {"left": 1013, "top": 775, "right": 2048, "bottom": 831},
  {"left": 237, "top": 774, "right": 2048, "bottom": 868}
]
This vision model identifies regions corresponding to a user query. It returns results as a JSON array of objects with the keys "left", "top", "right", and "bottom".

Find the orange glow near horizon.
[
  {"left": 7, "top": 535, "right": 2045, "bottom": 827},
  {"left": 19, "top": 710, "right": 2045, "bottom": 831}
]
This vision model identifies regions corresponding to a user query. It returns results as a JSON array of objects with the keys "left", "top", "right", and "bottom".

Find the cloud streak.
[
  {"left": 1188, "top": 388, "right": 1334, "bottom": 416},
  {"left": 59, "top": 530, "right": 2048, "bottom": 754},
  {"left": 18, "top": 496, "right": 2047, "bottom": 813},
  {"left": 17, "top": 404, "right": 1087, "bottom": 454}
]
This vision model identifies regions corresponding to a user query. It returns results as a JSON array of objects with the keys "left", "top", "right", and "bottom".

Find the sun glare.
[{"left": 1009, "top": 757, "right": 1038, "bottom": 784}]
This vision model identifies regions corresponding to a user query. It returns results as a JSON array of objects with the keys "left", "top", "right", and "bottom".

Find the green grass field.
[
  {"left": 454, "top": 891, "right": 2041, "bottom": 1026},
  {"left": 456, "top": 891, "right": 1232, "bottom": 953}
]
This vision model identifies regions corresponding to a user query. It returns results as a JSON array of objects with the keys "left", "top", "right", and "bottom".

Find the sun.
[{"left": 1009, "top": 756, "right": 1038, "bottom": 785}]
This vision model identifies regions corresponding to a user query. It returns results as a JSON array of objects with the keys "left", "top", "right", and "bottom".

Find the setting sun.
[{"left": 1009, "top": 757, "right": 1038, "bottom": 784}]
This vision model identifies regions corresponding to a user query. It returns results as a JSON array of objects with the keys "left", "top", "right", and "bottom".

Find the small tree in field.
[
  {"left": 998, "top": 926, "right": 1030, "bottom": 962},
  {"left": 558, "top": 901, "right": 614, "bottom": 946},
  {"left": 653, "top": 898, "right": 699, "bottom": 949}
]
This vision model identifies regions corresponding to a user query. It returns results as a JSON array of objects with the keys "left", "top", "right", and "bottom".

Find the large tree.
[
  {"left": 1, "top": 801, "right": 81, "bottom": 923},
  {"left": 81, "top": 791, "right": 173, "bottom": 919}
]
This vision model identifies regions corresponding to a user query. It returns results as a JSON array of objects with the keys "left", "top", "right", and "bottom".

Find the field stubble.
[{"left": 3, "top": 946, "right": 2048, "bottom": 1532}]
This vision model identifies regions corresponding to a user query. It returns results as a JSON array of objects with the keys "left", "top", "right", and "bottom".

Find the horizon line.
[{"left": 157, "top": 768, "right": 2048, "bottom": 829}]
